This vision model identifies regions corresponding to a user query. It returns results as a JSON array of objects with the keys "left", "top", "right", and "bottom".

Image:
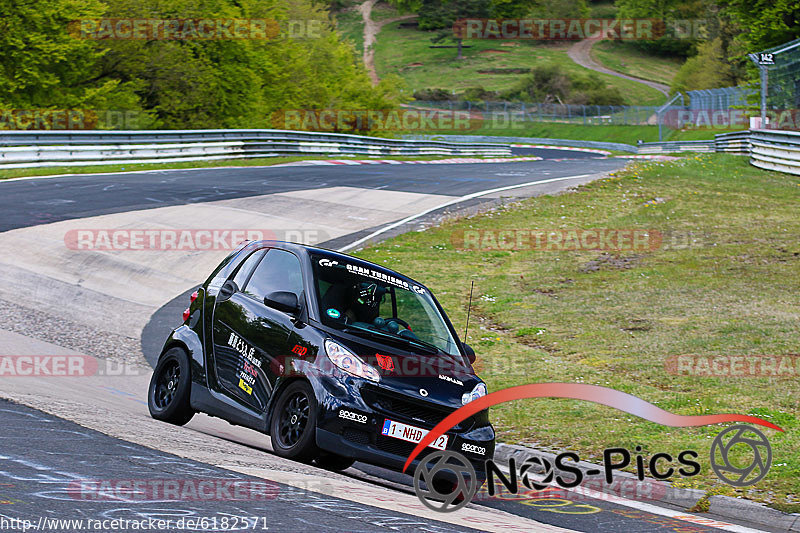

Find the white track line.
[
  {"left": 338, "top": 174, "right": 592, "bottom": 252},
  {"left": 504, "top": 465, "right": 767, "bottom": 533}
]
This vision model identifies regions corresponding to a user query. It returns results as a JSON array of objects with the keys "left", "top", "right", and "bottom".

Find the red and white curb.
[
  {"left": 271, "top": 156, "right": 543, "bottom": 167},
  {"left": 511, "top": 144, "right": 612, "bottom": 156}
]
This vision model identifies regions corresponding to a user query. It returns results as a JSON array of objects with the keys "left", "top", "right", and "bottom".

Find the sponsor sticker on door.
[{"left": 238, "top": 378, "right": 253, "bottom": 395}]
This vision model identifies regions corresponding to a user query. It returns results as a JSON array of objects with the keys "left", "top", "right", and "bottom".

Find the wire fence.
[
  {"left": 761, "top": 38, "right": 800, "bottom": 110},
  {"left": 407, "top": 100, "right": 663, "bottom": 126},
  {"left": 686, "top": 87, "right": 755, "bottom": 110},
  {"left": 408, "top": 93, "right": 789, "bottom": 133}
]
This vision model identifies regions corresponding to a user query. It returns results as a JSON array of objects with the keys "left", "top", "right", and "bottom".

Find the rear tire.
[
  {"left": 269, "top": 381, "right": 320, "bottom": 462},
  {"left": 148, "top": 347, "right": 194, "bottom": 426}
]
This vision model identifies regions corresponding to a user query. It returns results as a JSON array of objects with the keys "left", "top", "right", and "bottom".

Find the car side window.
[
  {"left": 232, "top": 249, "right": 267, "bottom": 289},
  {"left": 243, "top": 249, "right": 304, "bottom": 301}
]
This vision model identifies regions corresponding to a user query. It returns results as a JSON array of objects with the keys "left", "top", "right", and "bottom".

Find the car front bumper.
[{"left": 312, "top": 375, "right": 495, "bottom": 477}]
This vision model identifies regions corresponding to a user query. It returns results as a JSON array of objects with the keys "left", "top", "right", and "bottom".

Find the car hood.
[{"left": 332, "top": 333, "right": 480, "bottom": 408}]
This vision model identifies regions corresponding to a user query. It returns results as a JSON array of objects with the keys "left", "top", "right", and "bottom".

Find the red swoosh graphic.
[{"left": 402, "top": 383, "right": 783, "bottom": 473}]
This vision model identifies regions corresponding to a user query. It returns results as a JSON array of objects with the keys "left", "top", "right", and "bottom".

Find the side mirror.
[
  {"left": 218, "top": 280, "right": 239, "bottom": 302},
  {"left": 462, "top": 342, "right": 476, "bottom": 364},
  {"left": 264, "top": 291, "right": 300, "bottom": 315}
]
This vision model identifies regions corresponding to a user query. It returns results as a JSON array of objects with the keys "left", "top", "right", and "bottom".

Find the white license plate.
[{"left": 381, "top": 419, "right": 448, "bottom": 450}]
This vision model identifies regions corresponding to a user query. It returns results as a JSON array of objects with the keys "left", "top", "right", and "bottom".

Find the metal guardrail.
[
  {"left": 637, "top": 140, "right": 716, "bottom": 154},
  {"left": 0, "top": 130, "right": 510, "bottom": 169},
  {"left": 749, "top": 129, "right": 800, "bottom": 175},
  {"left": 714, "top": 131, "right": 752, "bottom": 154},
  {"left": 404, "top": 134, "right": 639, "bottom": 153},
  {"left": 5, "top": 129, "right": 800, "bottom": 173}
]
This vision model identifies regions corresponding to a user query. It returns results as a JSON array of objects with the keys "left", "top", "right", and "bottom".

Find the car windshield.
[{"left": 311, "top": 254, "right": 460, "bottom": 356}]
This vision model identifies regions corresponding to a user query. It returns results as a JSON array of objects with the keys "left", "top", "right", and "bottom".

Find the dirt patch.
[
  {"left": 500, "top": 42, "right": 520, "bottom": 47},
  {"left": 533, "top": 288, "right": 558, "bottom": 297},
  {"left": 359, "top": 0, "right": 416, "bottom": 85},
  {"left": 619, "top": 317, "right": 652, "bottom": 332},
  {"left": 567, "top": 38, "right": 670, "bottom": 96},
  {"left": 479, "top": 49, "right": 511, "bottom": 54},
  {"left": 407, "top": 62, "right": 423, "bottom": 67},
  {"left": 580, "top": 253, "right": 641, "bottom": 272},
  {"left": 478, "top": 68, "right": 529, "bottom": 74}
]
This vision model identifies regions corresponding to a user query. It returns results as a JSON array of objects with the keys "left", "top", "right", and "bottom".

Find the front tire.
[
  {"left": 148, "top": 347, "right": 194, "bottom": 426},
  {"left": 270, "top": 381, "right": 320, "bottom": 462}
]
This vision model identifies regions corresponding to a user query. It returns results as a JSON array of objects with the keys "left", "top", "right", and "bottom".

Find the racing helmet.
[{"left": 348, "top": 282, "right": 385, "bottom": 322}]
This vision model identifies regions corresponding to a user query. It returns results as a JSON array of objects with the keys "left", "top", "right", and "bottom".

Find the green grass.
[
  {"left": 591, "top": 40, "right": 683, "bottom": 86},
  {"left": 353, "top": 154, "right": 800, "bottom": 507},
  {"left": 373, "top": 21, "right": 666, "bottom": 106},
  {"left": 333, "top": 2, "right": 402, "bottom": 56},
  {"left": 412, "top": 123, "right": 741, "bottom": 144},
  {"left": 0, "top": 154, "right": 466, "bottom": 181},
  {"left": 371, "top": 2, "right": 402, "bottom": 22},
  {"left": 334, "top": 8, "right": 365, "bottom": 54}
]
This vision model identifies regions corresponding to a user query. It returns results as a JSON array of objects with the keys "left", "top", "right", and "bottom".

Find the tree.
[
  {"left": 0, "top": 0, "right": 144, "bottom": 117},
  {"left": 1, "top": 0, "right": 405, "bottom": 130},
  {"left": 670, "top": 37, "right": 737, "bottom": 93},
  {"left": 722, "top": 0, "right": 800, "bottom": 51}
]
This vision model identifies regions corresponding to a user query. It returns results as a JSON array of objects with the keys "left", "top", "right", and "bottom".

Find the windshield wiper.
[{"left": 342, "top": 326, "right": 439, "bottom": 355}]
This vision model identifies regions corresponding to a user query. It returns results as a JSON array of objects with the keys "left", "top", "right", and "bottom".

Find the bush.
[
  {"left": 500, "top": 64, "right": 624, "bottom": 105},
  {"left": 462, "top": 87, "right": 500, "bottom": 101},
  {"left": 412, "top": 88, "right": 455, "bottom": 101}
]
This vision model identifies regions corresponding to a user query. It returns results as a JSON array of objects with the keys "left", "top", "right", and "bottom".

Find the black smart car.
[{"left": 148, "top": 240, "right": 494, "bottom": 475}]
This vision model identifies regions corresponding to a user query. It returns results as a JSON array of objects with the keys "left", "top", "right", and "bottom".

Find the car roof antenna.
[{"left": 463, "top": 280, "right": 474, "bottom": 343}]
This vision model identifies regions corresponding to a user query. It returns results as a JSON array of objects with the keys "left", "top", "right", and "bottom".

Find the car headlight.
[
  {"left": 462, "top": 382, "right": 487, "bottom": 405},
  {"left": 324, "top": 339, "right": 380, "bottom": 382}
]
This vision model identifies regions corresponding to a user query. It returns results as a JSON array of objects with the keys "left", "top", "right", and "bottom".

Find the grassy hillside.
[
  {"left": 373, "top": 20, "right": 667, "bottom": 106},
  {"left": 354, "top": 154, "right": 800, "bottom": 508},
  {"left": 334, "top": 7, "right": 366, "bottom": 54},
  {"left": 591, "top": 40, "right": 683, "bottom": 86}
]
